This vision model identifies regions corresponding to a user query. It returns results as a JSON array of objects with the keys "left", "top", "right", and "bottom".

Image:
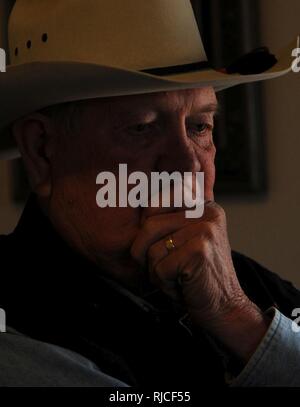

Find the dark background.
[{"left": 191, "top": 0, "right": 266, "bottom": 196}]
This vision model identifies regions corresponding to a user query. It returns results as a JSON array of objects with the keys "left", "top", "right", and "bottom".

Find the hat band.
[
  {"left": 140, "top": 61, "right": 210, "bottom": 76},
  {"left": 141, "top": 46, "right": 278, "bottom": 77}
]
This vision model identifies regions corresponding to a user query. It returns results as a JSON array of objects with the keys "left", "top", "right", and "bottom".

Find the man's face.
[{"left": 48, "top": 87, "right": 218, "bottom": 283}]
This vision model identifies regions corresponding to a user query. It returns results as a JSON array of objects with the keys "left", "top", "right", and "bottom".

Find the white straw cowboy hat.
[{"left": 0, "top": 0, "right": 298, "bottom": 159}]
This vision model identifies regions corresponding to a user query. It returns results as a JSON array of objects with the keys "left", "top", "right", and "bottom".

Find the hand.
[{"left": 131, "top": 201, "right": 271, "bottom": 361}]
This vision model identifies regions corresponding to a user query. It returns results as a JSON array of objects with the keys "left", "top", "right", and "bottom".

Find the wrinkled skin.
[{"left": 13, "top": 88, "right": 270, "bottom": 362}]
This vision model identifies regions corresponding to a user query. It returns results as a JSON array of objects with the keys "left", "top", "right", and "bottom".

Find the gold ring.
[{"left": 165, "top": 236, "right": 176, "bottom": 252}]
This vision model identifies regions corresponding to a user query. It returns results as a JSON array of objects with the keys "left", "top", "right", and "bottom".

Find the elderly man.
[{"left": 0, "top": 0, "right": 299, "bottom": 387}]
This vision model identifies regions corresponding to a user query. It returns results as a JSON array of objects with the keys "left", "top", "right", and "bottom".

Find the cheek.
[
  {"left": 200, "top": 145, "right": 216, "bottom": 198},
  {"left": 49, "top": 127, "right": 155, "bottom": 253},
  {"left": 49, "top": 157, "right": 142, "bottom": 257},
  {"left": 80, "top": 206, "right": 141, "bottom": 255}
]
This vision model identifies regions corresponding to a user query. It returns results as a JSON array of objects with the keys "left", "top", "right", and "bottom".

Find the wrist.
[{"left": 191, "top": 301, "right": 272, "bottom": 362}]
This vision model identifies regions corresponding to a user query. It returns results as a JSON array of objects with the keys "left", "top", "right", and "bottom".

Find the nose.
[{"left": 155, "top": 119, "right": 201, "bottom": 174}]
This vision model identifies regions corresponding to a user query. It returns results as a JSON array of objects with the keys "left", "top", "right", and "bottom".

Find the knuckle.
[
  {"left": 188, "top": 236, "right": 210, "bottom": 257},
  {"left": 198, "top": 221, "right": 216, "bottom": 240},
  {"left": 181, "top": 265, "right": 195, "bottom": 282},
  {"left": 204, "top": 222, "right": 216, "bottom": 239},
  {"left": 200, "top": 238, "right": 211, "bottom": 254},
  {"left": 207, "top": 203, "right": 226, "bottom": 224},
  {"left": 215, "top": 204, "right": 226, "bottom": 220}
]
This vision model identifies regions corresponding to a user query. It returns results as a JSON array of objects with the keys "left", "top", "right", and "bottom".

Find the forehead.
[{"left": 84, "top": 87, "right": 217, "bottom": 116}]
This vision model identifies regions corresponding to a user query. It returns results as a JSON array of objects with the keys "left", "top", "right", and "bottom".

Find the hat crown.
[{"left": 9, "top": 0, "right": 207, "bottom": 70}]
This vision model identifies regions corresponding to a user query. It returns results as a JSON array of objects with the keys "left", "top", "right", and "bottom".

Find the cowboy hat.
[{"left": 0, "top": 0, "right": 298, "bottom": 159}]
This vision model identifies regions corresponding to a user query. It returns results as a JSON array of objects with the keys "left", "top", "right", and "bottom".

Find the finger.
[
  {"left": 150, "top": 236, "right": 209, "bottom": 288},
  {"left": 131, "top": 210, "right": 200, "bottom": 264},
  {"left": 131, "top": 201, "right": 225, "bottom": 265},
  {"left": 147, "top": 220, "right": 214, "bottom": 270},
  {"left": 131, "top": 201, "right": 225, "bottom": 264}
]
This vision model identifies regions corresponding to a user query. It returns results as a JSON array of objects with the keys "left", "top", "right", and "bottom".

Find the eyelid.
[
  {"left": 113, "top": 113, "right": 157, "bottom": 130},
  {"left": 127, "top": 121, "right": 157, "bottom": 135},
  {"left": 186, "top": 117, "right": 214, "bottom": 127},
  {"left": 188, "top": 110, "right": 216, "bottom": 119},
  {"left": 188, "top": 122, "right": 214, "bottom": 135}
]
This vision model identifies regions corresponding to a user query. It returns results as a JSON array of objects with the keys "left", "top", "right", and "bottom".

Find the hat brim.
[{"left": 0, "top": 36, "right": 298, "bottom": 160}]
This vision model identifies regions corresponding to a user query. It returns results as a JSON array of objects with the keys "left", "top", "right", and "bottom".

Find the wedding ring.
[{"left": 165, "top": 236, "right": 176, "bottom": 252}]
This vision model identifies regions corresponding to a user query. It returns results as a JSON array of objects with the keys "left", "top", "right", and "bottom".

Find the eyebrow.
[
  {"left": 112, "top": 101, "right": 220, "bottom": 123},
  {"left": 196, "top": 102, "right": 219, "bottom": 115}
]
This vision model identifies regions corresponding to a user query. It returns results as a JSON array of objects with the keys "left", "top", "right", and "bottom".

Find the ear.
[{"left": 12, "top": 113, "right": 56, "bottom": 199}]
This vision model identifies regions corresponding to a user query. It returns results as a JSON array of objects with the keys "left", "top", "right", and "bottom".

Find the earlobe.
[{"left": 12, "top": 114, "right": 54, "bottom": 199}]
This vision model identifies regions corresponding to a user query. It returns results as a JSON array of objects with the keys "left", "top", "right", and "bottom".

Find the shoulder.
[
  {"left": 232, "top": 251, "right": 300, "bottom": 318},
  {"left": 0, "top": 328, "right": 127, "bottom": 387}
]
